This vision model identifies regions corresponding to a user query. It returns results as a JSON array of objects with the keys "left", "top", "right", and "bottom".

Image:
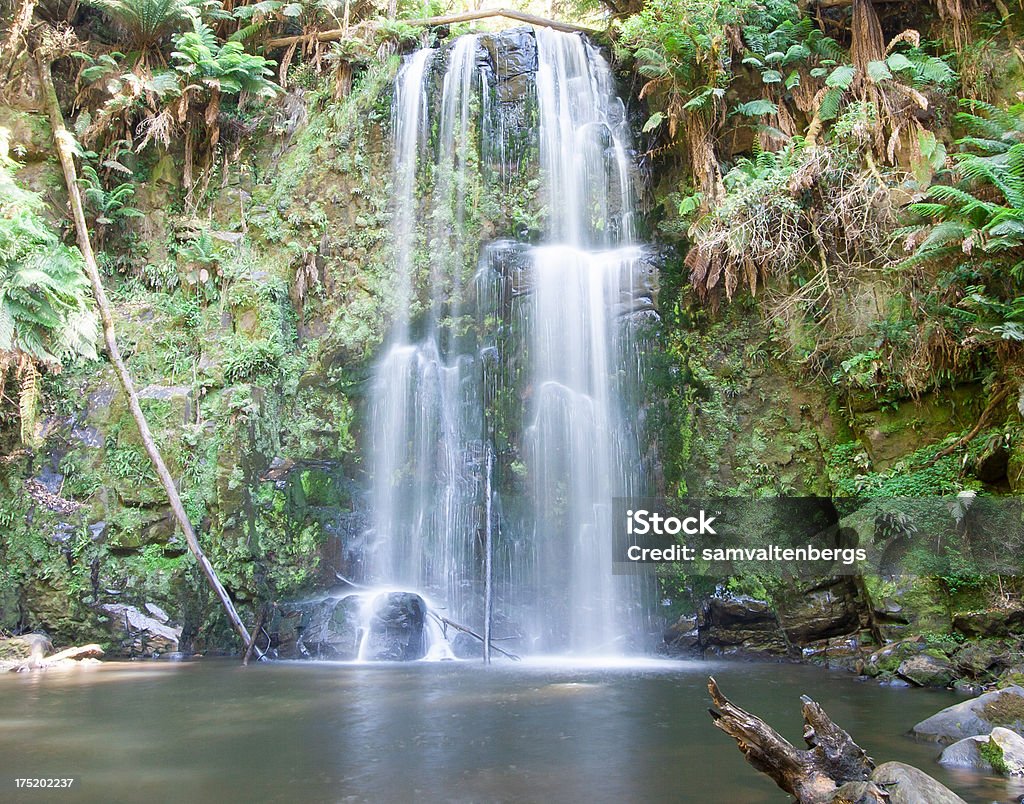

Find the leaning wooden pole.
[{"left": 33, "top": 50, "right": 252, "bottom": 649}]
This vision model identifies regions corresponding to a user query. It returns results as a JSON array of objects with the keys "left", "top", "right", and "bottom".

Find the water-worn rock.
[
  {"left": 863, "top": 638, "right": 924, "bottom": 677},
  {"left": 362, "top": 592, "right": 428, "bottom": 661},
  {"left": 98, "top": 603, "right": 181, "bottom": 655},
  {"left": 867, "top": 762, "right": 966, "bottom": 803},
  {"left": 897, "top": 654, "right": 955, "bottom": 687},
  {"left": 939, "top": 727, "right": 1024, "bottom": 775},
  {"left": 911, "top": 685, "right": 1024, "bottom": 743},
  {"left": 271, "top": 594, "right": 363, "bottom": 660}
]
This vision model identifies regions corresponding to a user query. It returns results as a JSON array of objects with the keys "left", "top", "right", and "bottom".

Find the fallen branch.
[
  {"left": 32, "top": 42, "right": 252, "bottom": 650},
  {"left": 242, "top": 604, "right": 270, "bottom": 665},
  {"left": 708, "top": 676, "right": 873, "bottom": 803},
  {"left": 265, "top": 9, "right": 599, "bottom": 49},
  {"left": 429, "top": 612, "right": 521, "bottom": 661}
]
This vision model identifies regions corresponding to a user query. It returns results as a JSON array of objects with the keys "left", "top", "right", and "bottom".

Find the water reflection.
[{"left": 0, "top": 660, "right": 1020, "bottom": 803}]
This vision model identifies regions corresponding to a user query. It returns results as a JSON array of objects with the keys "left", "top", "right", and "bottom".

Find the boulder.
[
  {"left": 939, "top": 727, "right": 1024, "bottom": 775},
  {"left": 867, "top": 762, "right": 966, "bottom": 804},
  {"left": 777, "top": 578, "right": 861, "bottom": 645},
  {"left": 911, "top": 685, "right": 1024, "bottom": 743},
  {"left": 699, "top": 595, "right": 790, "bottom": 656},
  {"left": 98, "top": 603, "right": 181, "bottom": 655},
  {"left": 897, "top": 654, "right": 955, "bottom": 688},
  {"left": 272, "top": 594, "right": 363, "bottom": 660},
  {"left": 361, "top": 592, "right": 428, "bottom": 661}
]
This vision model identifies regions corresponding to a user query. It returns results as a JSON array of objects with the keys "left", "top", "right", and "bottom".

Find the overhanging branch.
[{"left": 265, "top": 9, "right": 600, "bottom": 49}]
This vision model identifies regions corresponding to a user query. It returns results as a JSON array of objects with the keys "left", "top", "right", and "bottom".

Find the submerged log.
[{"left": 707, "top": 677, "right": 874, "bottom": 803}]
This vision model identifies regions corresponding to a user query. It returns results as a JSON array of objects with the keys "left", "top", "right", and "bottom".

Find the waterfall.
[
  {"left": 364, "top": 28, "right": 651, "bottom": 658},
  {"left": 365, "top": 41, "right": 483, "bottom": 627},
  {"left": 525, "top": 29, "right": 645, "bottom": 653}
]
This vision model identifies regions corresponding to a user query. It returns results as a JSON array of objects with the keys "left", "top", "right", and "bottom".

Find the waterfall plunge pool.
[{"left": 1, "top": 659, "right": 1019, "bottom": 803}]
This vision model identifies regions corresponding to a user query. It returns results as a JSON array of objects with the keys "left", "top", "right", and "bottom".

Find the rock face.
[
  {"left": 939, "top": 727, "right": 1024, "bottom": 775},
  {"left": 0, "top": 634, "right": 51, "bottom": 662},
  {"left": 699, "top": 595, "right": 791, "bottom": 656},
  {"left": 865, "top": 762, "right": 966, "bottom": 804},
  {"left": 911, "top": 685, "right": 1024, "bottom": 743},
  {"left": 98, "top": 603, "right": 181, "bottom": 655},
  {"left": 776, "top": 578, "right": 862, "bottom": 644},
  {"left": 361, "top": 592, "right": 428, "bottom": 662}
]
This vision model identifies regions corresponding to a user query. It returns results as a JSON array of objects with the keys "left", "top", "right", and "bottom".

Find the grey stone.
[
  {"left": 99, "top": 603, "right": 182, "bottom": 654},
  {"left": 912, "top": 685, "right": 1024, "bottom": 743},
  {"left": 868, "top": 762, "right": 966, "bottom": 803},
  {"left": 938, "top": 727, "right": 1024, "bottom": 775},
  {"left": 897, "top": 654, "right": 955, "bottom": 688}
]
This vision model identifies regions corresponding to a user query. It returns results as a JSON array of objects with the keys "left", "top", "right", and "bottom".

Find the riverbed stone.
[
  {"left": 776, "top": 577, "right": 861, "bottom": 644},
  {"left": 868, "top": 762, "right": 966, "bottom": 803},
  {"left": 897, "top": 654, "right": 955, "bottom": 687},
  {"left": 938, "top": 727, "right": 1024, "bottom": 775},
  {"left": 911, "top": 685, "right": 1024, "bottom": 743}
]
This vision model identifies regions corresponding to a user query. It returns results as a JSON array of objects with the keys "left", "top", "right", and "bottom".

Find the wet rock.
[
  {"left": 912, "top": 685, "right": 1024, "bottom": 743},
  {"left": 362, "top": 592, "right": 428, "bottom": 661},
  {"left": 868, "top": 762, "right": 966, "bottom": 803},
  {"left": 272, "top": 595, "right": 363, "bottom": 660},
  {"left": 663, "top": 614, "right": 700, "bottom": 654},
  {"left": 480, "top": 28, "right": 538, "bottom": 81},
  {"left": 897, "top": 654, "right": 954, "bottom": 688},
  {"left": 939, "top": 727, "right": 1024, "bottom": 775},
  {"left": 451, "top": 631, "right": 483, "bottom": 659},
  {"left": 777, "top": 578, "right": 861, "bottom": 645},
  {"left": 830, "top": 780, "right": 888, "bottom": 803},
  {"left": 98, "top": 603, "right": 182, "bottom": 655},
  {"left": 699, "top": 595, "right": 790, "bottom": 656}
]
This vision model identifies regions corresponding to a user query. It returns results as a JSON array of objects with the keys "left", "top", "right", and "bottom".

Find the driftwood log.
[{"left": 707, "top": 677, "right": 874, "bottom": 803}]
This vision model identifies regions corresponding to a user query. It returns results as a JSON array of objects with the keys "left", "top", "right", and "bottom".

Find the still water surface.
[{"left": 1, "top": 658, "right": 1021, "bottom": 803}]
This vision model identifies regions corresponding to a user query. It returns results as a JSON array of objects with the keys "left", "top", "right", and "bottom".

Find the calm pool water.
[{"left": 0, "top": 658, "right": 1020, "bottom": 803}]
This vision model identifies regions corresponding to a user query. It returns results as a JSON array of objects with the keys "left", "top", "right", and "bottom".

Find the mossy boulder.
[
  {"left": 897, "top": 654, "right": 955, "bottom": 688},
  {"left": 939, "top": 727, "right": 1024, "bottom": 776},
  {"left": 912, "top": 686, "right": 1024, "bottom": 743}
]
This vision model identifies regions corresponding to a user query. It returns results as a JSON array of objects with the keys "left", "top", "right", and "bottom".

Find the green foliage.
[
  {"left": 0, "top": 151, "right": 98, "bottom": 365},
  {"left": 87, "top": 0, "right": 201, "bottom": 50},
  {"left": 172, "top": 19, "right": 279, "bottom": 97}
]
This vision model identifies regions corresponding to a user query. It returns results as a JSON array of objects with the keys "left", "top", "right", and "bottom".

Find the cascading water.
[
  {"left": 523, "top": 28, "right": 646, "bottom": 653},
  {"left": 365, "top": 39, "right": 484, "bottom": 635},
  {"left": 363, "top": 28, "right": 654, "bottom": 659}
]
